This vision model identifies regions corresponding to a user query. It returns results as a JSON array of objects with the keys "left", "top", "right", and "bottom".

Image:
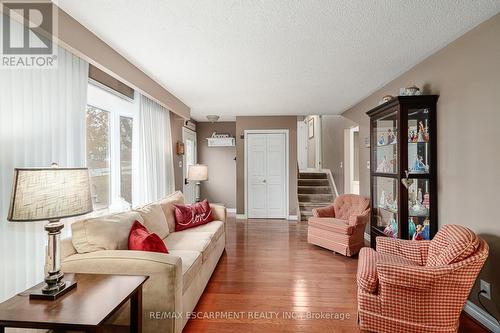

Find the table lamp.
[
  {"left": 187, "top": 164, "right": 208, "bottom": 202},
  {"left": 7, "top": 165, "right": 93, "bottom": 300}
]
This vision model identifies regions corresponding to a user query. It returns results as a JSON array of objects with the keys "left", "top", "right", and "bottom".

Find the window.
[
  {"left": 86, "top": 82, "right": 138, "bottom": 210},
  {"left": 86, "top": 106, "right": 111, "bottom": 210},
  {"left": 119, "top": 116, "right": 133, "bottom": 204}
]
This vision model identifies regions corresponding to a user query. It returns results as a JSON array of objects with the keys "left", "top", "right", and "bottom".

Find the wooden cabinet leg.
[{"left": 130, "top": 286, "right": 143, "bottom": 333}]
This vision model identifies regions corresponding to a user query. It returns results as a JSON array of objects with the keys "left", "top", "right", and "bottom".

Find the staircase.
[{"left": 298, "top": 171, "right": 335, "bottom": 221}]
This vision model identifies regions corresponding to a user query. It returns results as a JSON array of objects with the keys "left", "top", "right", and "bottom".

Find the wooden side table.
[{"left": 0, "top": 273, "right": 149, "bottom": 333}]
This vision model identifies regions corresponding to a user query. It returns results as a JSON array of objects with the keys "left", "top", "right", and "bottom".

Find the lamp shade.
[
  {"left": 187, "top": 164, "right": 208, "bottom": 181},
  {"left": 8, "top": 167, "right": 93, "bottom": 222}
]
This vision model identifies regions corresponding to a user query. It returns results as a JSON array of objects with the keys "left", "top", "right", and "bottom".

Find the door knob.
[{"left": 262, "top": 179, "right": 267, "bottom": 183}]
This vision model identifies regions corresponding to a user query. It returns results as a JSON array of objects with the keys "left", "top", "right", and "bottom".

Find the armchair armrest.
[
  {"left": 377, "top": 261, "right": 452, "bottom": 290},
  {"left": 312, "top": 204, "right": 335, "bottom": 218},
  {"left": 348, "top": 208, "right": 370, "bottom": 226},
  {"left": 376, "top": 237, "right": 430, "bottom": 265},
  {"left": 210, "top": 204, "right": 227, "bottom": 222},
  {"left": 61, "top": 250, "right": 182, "bottom": 332}
]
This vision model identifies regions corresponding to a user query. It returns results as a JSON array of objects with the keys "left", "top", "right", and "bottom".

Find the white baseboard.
[
  {"left": 364, "top": 232, "right": 370, "bottom": 243},
  {"left": 463, "top": 300, "right": 499, "bottom": 333},
  {"left": 226, "top": 208, "right": 236, "bottom": 214},
  {"left": 288, "top": 215, "right": 298, "bottom": 221},
  {"left": 236, "top": 214, "right": 247, "bottom": 220}
]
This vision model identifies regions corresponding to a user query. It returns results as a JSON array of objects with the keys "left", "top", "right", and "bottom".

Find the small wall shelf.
[{"left": 207, "top": 137, "right": 235, "bottom": 147}]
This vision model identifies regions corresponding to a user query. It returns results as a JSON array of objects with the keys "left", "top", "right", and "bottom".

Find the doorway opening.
[{"left": 344, "top": 126, "right": 360, "bottom": 194}]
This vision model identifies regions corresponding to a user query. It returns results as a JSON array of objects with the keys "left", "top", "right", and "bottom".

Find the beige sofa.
[{"left": 59, "top": 191, "right": 226, "bottom": 333}]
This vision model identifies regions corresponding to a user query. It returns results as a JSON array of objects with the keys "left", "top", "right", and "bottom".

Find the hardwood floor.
[{"left": 183, "top": 216, "right": 488, "bottom": 333}]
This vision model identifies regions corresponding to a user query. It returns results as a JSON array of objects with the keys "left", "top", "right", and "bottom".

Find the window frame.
[{"left": 87, "top": 80, "right": 139, "bottom": 210}]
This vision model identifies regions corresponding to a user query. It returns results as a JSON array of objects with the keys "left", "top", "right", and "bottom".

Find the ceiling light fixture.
[{"left": 206, "top": 115, "right": 220, "bottom": 123}]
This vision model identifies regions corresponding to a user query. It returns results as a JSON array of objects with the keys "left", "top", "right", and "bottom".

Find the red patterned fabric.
[
  {"left": 128, "top": 221, "right": 168, "bottom": 253},
  {"left": 308, "top": 194, "right": 370, "bottom": 256},
  {"left": 357, "top": 224, "right": 489, "bottom": 333},
  {"left": 427, "top": 224, "right": 480, "bottom": 266},
  {"left": 174, "top": 199, "right": 214, "bottom": 232}
]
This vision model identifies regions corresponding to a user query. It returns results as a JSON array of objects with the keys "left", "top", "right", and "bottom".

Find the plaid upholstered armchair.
[
  {"left": 356, "top": 224, "right": 489, "bottom": 333},
  {"left": 308, "top": 194, "right": 370, "bottom": 256}
]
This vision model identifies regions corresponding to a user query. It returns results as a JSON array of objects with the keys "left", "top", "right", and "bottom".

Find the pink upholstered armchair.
[
  {"left": 307, "top": 194, "right": 370, "bottom": 256},
  {"left": 357, "top": 224, "right": 489, "bottom": 333}
]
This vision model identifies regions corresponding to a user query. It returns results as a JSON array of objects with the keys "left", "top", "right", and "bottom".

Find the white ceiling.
[{"left": 58, "top": 0, "right": 500, "bottom": 121}]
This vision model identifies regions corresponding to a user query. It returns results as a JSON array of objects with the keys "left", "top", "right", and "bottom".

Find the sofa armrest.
[
  {"left": 377, "top": 261, "right": 452, "bottom": 290},
  {"left": 61, "top": 250, "right": 182, "bottom": 333},
  {"left": 312, "top": 205, "right": 335, "bottom": 218},
  {"left": 376, "top": 237, "right": 430, "bottom": 265},
  {"left": 210, "top": 204, "right": 227, "bottom": 222}
]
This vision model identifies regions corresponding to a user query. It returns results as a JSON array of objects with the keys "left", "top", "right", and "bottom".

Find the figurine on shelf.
[
  {"left": 410, "top": 200, "right": 428, "bottom": 216},
  {"left": 379, "top": 190, "right": 387, "bottom": 208},
  {"left": 408, "top": 131, "right": 413, "bottom": 143},
  {"left": 424, "top": 127, "right": 430, "bottom": 142},
  {"left": 378, "top": 134, "right": 385, "bottom": 146},
  {"left": 417, "top": 121, "right": 427, "bottom": 142},
  {"left": 411, "top": 155, "right": 429, "bottom": 173},
  {"left": 412, "top": 224, "right": 425, "bottom": 240},
  {"left": 417, "top": 188, "right": 423, "bottom": 204},
  {"left": 387, "top": 129, "right": 396, "bottom": 145},
  {"left": 387, "top": 195, "right": 397, "bottom": 212},
  {"left": 408, "top": 217, "right": 417, "bottom": 238},
  {"left": 384, "top": 215, "right": 398, "bottom": 238},
  {"left": 376, "top": 155, "right": 393, "bottom": 173},
  {"left": 423, "top": 191, "right": 430, "bottom": 209},
  {"left": 423, "top": 218, "right": 430, "bottom": 240}
]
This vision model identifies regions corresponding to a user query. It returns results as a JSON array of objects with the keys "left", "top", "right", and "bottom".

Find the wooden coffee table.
[{"left": 0, "top": 273, "right": 149, "bottom": 333}]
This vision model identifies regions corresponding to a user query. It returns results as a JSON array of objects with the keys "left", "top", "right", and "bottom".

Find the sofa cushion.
[
  {"left": 427, "top": 224, "right": 480, "bottom": 266},
  {"left": 357, "top": 247, "right": 420, "bottom": 294},
  {"left": 174, "top": 200, "right": 214, "bottom": 232},
  {"left": 71, "top": 211, "right": 143, "bottom": 253},
  {"left": 135, "top": 203, "right": 170, "bottom": 239},
  {"left": 128, "top": 221, "right": 168, "bottom": 253},
  {"left": 180, "top": 220, "right": 224, "bottom": 240},
  {"left": 164, "top": 232, "right": 214, "bottom": 262},
  {"left": 168, "top": 250, "right": 202, "bottom": 293},
  {"left": 308, "top": 217, "right": 354, "bottom": 235},
  {"left": 157, "top": 191, "right": 184, "bottom": 233}
]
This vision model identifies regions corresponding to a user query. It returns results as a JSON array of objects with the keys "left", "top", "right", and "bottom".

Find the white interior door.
[
  {"left": 182, "top": 127, "right": 197, "bottom": 203},
  {"left": 247, "top": 132, "right": 287, "bottom": 218}
]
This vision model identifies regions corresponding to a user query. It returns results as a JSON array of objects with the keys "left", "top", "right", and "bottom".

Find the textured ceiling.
[{"left": 58, "top": 0, "right": 500, "bottom": 121}]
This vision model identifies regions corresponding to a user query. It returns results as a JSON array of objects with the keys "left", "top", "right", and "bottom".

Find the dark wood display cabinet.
[{"left": 367, "top": 95, "right": 439, "bottom": 248}]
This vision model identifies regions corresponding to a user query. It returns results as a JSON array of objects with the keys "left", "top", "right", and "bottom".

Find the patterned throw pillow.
[
  {"left": 128, "top": 221, "right": 168, "bottom": 253},
  {"left": 174, "top": 199, "right": 214, "bottom": 232}
]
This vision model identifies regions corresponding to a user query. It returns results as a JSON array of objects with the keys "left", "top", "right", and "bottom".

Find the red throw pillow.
[
  {"left": 128, "top": 221, "right": 168, "bottom": 253},
  {"left": 174, "top": 199, "right": 214, "bottom": 232}
]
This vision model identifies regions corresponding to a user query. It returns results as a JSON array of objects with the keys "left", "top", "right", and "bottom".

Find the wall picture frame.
[
  {"left": 176, "top": 141, "right": 185, "bottom": 155},
  {"left": 308, "top": 118, "right": 314, "bottom": 139}
]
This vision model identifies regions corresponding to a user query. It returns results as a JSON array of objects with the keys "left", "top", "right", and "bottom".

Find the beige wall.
[
  {"left": 197, "top": 122, "right": 237, "bottom": 208},
  {"left": 342, "top": 13, "right": 500, "bottom": 317},
  {"left": 321, "top": 115, "right": 358, "bottom": 194},
  {"left": 170, "top": 112, "right": 185, "bottom": 191},
  {"left": 235, "top": 116, "right": 298, "bottom": 216}
]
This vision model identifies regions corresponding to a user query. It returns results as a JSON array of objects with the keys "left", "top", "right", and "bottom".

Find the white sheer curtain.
[
  {"left": 0, "top": 48, "right": 88, "bottom": 302},
  {"left": 135, "top": 95, "right": 175, "bottom": 206}
]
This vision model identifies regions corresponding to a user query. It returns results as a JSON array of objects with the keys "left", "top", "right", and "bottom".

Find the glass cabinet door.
[
  {"left": 372, "top": 176, "right": 399, "bottom": 238},
  {"left": 407, "top": 178, "right": 431, "bottom": 240},
  {"left": 372, "top": 110, "right": 398, "bottom": 175},
  {"left": 406, "top": 107, "right": 432, "bottom": 240},
  {"left": 407, "top": 108, "right": 431, "bottom": 174}
]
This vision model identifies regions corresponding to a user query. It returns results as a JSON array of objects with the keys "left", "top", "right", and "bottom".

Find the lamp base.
[{"left": 29, "top": 280, "right": 77, "bottom": 300}]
